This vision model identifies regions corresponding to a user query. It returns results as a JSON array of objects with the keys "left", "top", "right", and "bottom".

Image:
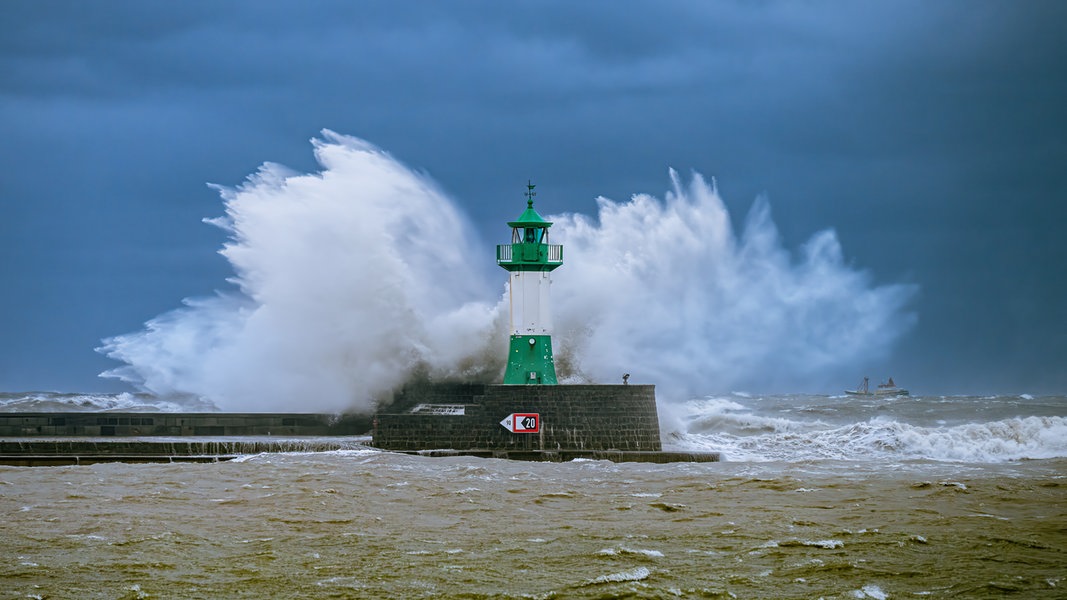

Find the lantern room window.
[{"left": 513, "top": 226, "right": 546, "bottom": 244}]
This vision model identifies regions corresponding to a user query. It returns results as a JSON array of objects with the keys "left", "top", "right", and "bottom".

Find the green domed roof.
[{"left": 508, "top": 182, "right": 552, "bottom": 228}]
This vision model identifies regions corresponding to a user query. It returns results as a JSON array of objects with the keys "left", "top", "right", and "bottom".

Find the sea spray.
[
  {"left": 99, "top": 131, "right": 916, "bottom": 412},
  {"left": 100, "top": 132, "right": 505, "bottom": 412},
  {"left": 668, "top": 394, "right": 1067, "bottom": 462},
  {"left": 551, "top": 171, "right": 916, "bottom": 402}
]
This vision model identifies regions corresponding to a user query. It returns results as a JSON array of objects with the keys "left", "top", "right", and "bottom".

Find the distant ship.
[{"left": 845, "top": 376, "right": 909, "bottom": 396}]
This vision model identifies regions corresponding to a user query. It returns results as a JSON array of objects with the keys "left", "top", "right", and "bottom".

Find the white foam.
[
  {"left": 669, "top": 397, "right": 1067, "bottom": 462},
  {"left": 98, "top": 132, "right": 916, "bottom": 411},
  {"left": 316, "top": 576, "right": 364, "bottom": 588},
  {"left": 805, "top": 539, "right": 843, "bottom": 549},
  {"left": 100, "top": 132, "right": 502, "bottom": 412},
  {"left": 0, "top": 391, "right": 215, "bottom": 413},
  {"left": 851, "top": 584, "right": 888, "bottom": 599},
  {"left": 589, "top": 566, "right": 651, "bottom": 584},
  {"left": 597, "top": 546, "right": 665, "bottom": 558},
  {"left": 551, "top": 172, "right": 916, "bottom": 400}
]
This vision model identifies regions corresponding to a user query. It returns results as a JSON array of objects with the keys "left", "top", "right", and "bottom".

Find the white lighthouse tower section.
[{"left": 509, "top": 271, "right": 553, "bottom": 335}]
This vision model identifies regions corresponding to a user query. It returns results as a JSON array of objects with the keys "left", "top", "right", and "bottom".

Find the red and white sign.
[{"left": 500, "top": 413, "right": 540, "bottom": 433}]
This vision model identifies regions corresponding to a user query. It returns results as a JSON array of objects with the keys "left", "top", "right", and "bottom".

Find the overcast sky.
[{"left": 2, "top": 1, "right": 1064, "bottom": 395}]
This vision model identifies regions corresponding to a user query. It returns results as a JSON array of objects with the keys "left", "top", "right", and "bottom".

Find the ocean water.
[{"left": 1, "top": 392, "right": 1065, "bottom": 598}]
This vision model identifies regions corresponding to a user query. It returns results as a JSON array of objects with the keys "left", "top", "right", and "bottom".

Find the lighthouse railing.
[{"left": 496, "top": 244, "right": 563, "bottom": 264}]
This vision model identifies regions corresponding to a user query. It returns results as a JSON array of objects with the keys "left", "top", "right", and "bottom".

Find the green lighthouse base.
[{"left": 503, "top": 334, "right": 557, "bottom": 384}]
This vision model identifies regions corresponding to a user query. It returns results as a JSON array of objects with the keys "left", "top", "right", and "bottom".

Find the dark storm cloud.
[{"left": 1, "top": 1, "right": 1064, "bottom": 393}]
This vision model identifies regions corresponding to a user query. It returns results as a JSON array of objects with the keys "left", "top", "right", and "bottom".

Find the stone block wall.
[
  {"left": 382, "top": 382, "right": 487, "bottom": 412},
  {"left": 0, "top": 413, "right": 372, "bottom": 437},
  {"left": 373, "top": 384, "right": 661, "bottom": 451}
]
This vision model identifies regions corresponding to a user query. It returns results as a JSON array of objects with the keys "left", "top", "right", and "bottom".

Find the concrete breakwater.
[
  {"left": 0, "top": 412, "right": 372, "bottom": 437},
  {"left": 0, "top": 412, "right": 376, "bottom": 465},
  {"left": 374, "top": 383, "right": 664, "bottom": 452},
  {"left": 0, "top": 440, "right": 718, "bottom": 466},
  {"left": 372, "top": 383, "right": 719, "bottom": 462},
  {"left": 404, "top": 449, "right": 719, "bottom": 463},
  {"left": 0, "top": 384, "right": 720, "bottom": 464},
  {"left": 0, "top": 438, "right": 370, "bottom": 466}
]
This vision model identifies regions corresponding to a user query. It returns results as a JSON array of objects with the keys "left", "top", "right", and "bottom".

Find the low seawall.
[
  {"left": 406, "top": 449, "right": 719, "bottom": 463},
  {"left": 0, "top": 437, "right": 371, "bottom": 466},
  {"left": 0, "top": 388, "right": 721, "bottom": 464},
  {"left": 0, "top": 412, "right": 372, "bottom": 437},
  {"left": 0, "top": 440, "right": 718, "bottom": 466}
]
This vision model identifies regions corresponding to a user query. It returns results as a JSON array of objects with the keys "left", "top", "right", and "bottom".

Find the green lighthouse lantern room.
[{"left": 496, "top": 182, "right": 564, "bottom": 384}]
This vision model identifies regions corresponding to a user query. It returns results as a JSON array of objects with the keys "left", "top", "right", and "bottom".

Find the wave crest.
[
  {"left": 672, "top": 398, "right": 1067, "bottom": 462},
  {"left": 98, "top": 133, "right": 916, "bottom": 411}
]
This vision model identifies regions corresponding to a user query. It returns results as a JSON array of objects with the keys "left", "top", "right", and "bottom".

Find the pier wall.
[
  {"left": 0, "top": 386, "right": 720, "bottom": 464},
  {"left": 373, "top": 384, "right": 662, "bottom": 451},
  {"left": 0, "top": 413, "right": 372, "bottom": 437}
]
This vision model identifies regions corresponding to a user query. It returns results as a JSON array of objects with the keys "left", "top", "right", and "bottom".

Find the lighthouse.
[
  {"left": 497, "top": 182, "right": 563, "bottom": 384},
  {"left": 372, "top": 181, "right": 697, "bottom": 460}
]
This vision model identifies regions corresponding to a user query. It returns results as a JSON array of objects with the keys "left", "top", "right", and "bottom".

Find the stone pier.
[
  {"left": 372, "top": 383, "right": 718, "bottom": 462},
  {"left": 0, "top": 412, "right": 372, "bottom": 437},
  {"left": 0, "top": 384, "right": 720, "bottom": 464}
]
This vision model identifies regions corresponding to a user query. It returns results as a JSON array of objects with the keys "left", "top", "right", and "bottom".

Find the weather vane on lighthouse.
[{"left": 496, "top": 181, "right": 563, "bottom": 384}]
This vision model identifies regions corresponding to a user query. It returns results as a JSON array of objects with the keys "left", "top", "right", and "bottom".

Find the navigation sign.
[{"left": 500, "top": 413, "right": 540, "bottom": 433}]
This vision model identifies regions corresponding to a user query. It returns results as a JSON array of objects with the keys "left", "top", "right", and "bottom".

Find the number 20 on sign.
[{"left": 500, "top": 413, "right": 540, "bottom": 433}]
